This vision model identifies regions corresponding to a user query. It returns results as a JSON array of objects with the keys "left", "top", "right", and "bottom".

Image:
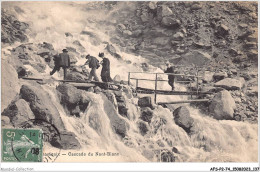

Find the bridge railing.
[{"left": 127, "top": 69, "right": 203, "bottom": 104}]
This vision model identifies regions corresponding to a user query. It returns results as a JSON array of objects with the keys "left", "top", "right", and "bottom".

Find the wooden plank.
[
  {"left": 69, "top": 82, "right": 96, "bottom": 87},
  {"left": 136, "top": 87, "right": 213, "bottom": 95},
  {"left": 157, "top": 99, "right": 210, "bottom": 105}
]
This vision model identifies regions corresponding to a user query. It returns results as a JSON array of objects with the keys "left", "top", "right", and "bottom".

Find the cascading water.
[{"left": 2, "top": 1, "right": 258, "bottom": 162}]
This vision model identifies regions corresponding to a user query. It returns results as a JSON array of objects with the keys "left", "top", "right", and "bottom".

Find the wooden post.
[
  {"left": 196, "top": 67, "right": 199, "bottom": 96},
  {"left": 128, "top": 72, "right": 130, "bottom": 85},
  {"left": 154, "top": 73, "right": 158, "bottom": 104}
]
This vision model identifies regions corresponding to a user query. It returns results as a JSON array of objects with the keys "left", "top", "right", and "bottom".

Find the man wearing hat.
[
  {"left": 165, "top": 61, "right": 175, "bottom": 91},
  {"left": 84, "top": 54, "right": 100, "bottom": 81},
  {"left": 50, "top": 49, "right": 70, "bottom": 79}
]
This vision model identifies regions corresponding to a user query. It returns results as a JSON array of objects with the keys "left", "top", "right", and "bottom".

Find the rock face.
[
  {"left": 1, "top": 60, "right": 20, "bottom": 112},
  {"left": 137, "top": 120, "right": 150, "bottom": 136},
  {"left": 20, "top": 83, "right": 66, "bottom": 131},
  {"left": 213, "top": 72, "right": 228, "bottom": 81},
  {"left": 173, "top": 106, "right": 194, "bottom": 133},
  {"left": 56, "top": 84, "right": 90, "bottom": 117},
  {"left": 50, "top": 131, "right": 81, "bottom": 150},
  {"left": 102, "top": 94, "right": 129, "bottom": 138},
  {"left": 179, "top": 50, "right": 211, "bottom": 66},
  {"left": 140, "top": 107, "right": 154, "bottom": 123},
  {"left": 209, "top": 90, "right": 236, "bottom": 120},
  {"left": 161, "top": 17, "right": 181, "bottom": 28},
  {"left": 2, "top": 99, "right": 34, "bottom": 127},
  {"left": 214, "top": 78, "right": 245, "bottom": 90},
  {"left": 161, "top": 150, "right": 175, "bottom": 162},
  {"left": 1, "top": 10, "right": 29, "bottom": 44},
  {"left": 138, "top": 96, "right": 153, "bottom": 108}
]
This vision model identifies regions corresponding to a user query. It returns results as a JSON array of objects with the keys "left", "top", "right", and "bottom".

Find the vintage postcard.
[{"left": 1, "top": 0, "right": 258, "bottom": 168}]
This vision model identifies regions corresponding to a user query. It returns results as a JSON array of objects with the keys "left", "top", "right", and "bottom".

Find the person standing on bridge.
[
  {"left": 99, "top": 52, "right": 113, "bottom": 82},
  {"left": 84, "top": 54, "right": 100, "bottom": 81},
  {"left": 165, "top": 62, "right": 175, "bottom": 91},
  {"left": 50, "top": 49, "right": 70, "bottom": 80}
]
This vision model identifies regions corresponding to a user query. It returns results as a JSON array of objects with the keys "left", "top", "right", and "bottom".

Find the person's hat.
[
  {"left": 62, "top": 49, "right": 68, "bottom": 52},
  {"left": 86, "top": 54, "right": 91, "bottom": 58},
  {"left": 98, "top": 52, "right": 104, "bottom": 57}
]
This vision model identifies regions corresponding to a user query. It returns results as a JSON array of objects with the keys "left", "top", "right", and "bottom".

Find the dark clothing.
[
  {"left": 86, "top": 56, "right": 99, "bottom": 69},
  {"left": 101, "top": 58, "right": 113, "bottom": 82},
  {"left": 59, "top": 52, "right": 70, "bottom": 67},
  {"left": 165, "top": 66, "right": 175, "bottom": 90},
  {"left": 50, "top": 53, "right": 70, "bottom": 80}
]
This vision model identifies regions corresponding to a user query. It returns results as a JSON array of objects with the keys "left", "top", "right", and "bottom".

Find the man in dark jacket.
[
  {"left": 85, "top": 54, "right": 99, "bottom": 81},
  {"left": 165, "top": 62, "right": 175, "bottom": 91},
  {"left": 59, "top": 49, "right": 70, "bottom": 80}
]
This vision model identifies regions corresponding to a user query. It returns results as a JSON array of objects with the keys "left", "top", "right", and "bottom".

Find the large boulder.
[
  {"left": 140, "top": 107, "right": 154, "bottom": 123},
  {"left": 209, "top": 90, "right": 236, "bottom": 120},
  {"left": 66, "top": 72, "right": 88, "bottom": 82},
  {"left": 161, "top": 5, "right": 173, "bottom": 17},
  {"left": 50, "top": 131, "right": 81, "bottom": 150},
  {"left": 178, "top": 50, "right": 211, "bottom": 66},
  {"left": 137, "top": 120, "right": 150, "bottom": 136},
  {"left": 214, "top": 78, "right": 245, "bottom": 90},
  {"left": 2, "top": 99, "right": 34, "bottom": 127},
  {"left": 20, "top": 83, "right": 66, "bottom": 131},
  {"left": 202, "top": 71, "right": 214, "bottom": 83},
  {"left": 173, "top": 106, "right": 194, "bottom": 133},
  {"left": 101, "top": 94, "right": 129, "bottom": 138},
  {"left": 213, "top": 71, "right": 228, "bottom": 81},
  {"left": 138, "top": 96, "right": 153, "bottom": 108},
  {"left": 161, "top": 17, "right": 181, "bottom": 29},
  {"left": 1, "top": 60, "right": 20, "bottom": 112},
  {"left": 56, "top": 84, "right": 90, "bottom": 116}
]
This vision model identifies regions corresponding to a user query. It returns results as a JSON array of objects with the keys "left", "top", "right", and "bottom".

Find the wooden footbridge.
[{"left": 22, "top": 65, "right": 213, "bottom": 105}]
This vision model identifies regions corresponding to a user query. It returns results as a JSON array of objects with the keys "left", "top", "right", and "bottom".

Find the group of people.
[
  {"left": 50, "top": 49, "right": 113, "bottom": 82},
  {"left": 50, "top": 49, "right": 176, "bottom": 90}
]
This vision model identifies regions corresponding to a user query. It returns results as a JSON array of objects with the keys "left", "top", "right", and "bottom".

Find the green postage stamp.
[{"left": 2, "top": 128, "right": 43, "bottom": 162}]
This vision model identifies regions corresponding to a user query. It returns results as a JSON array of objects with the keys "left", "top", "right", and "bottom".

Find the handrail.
[{"left": 129, "top": 72, "right": 201, "bottom": 78}]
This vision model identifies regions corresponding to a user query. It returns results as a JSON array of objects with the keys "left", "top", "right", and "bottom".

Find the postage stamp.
[{"left": 2, "top": 128, "right": 43, "bottom": 162}]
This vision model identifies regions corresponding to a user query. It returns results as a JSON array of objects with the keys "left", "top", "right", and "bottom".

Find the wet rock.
[
  {"left": 1, "top": 10, "right": 29, "bottom": 44},
  {"left": 213, "top": 71, "right": 228, "bottom": 81},
  {"left": 178, "top": 50, "right": 211, "bottom": 66},
  {"left": 38, "top": 42, "right": 54, "bottom": 51},
  {"left": 102, "top": 94, "right": 129, "bottom": 138},
  {"left": 87, "top": 87, "right": 94, "bottom": 92},
  {"left": 140, "top": 12, "right": 149, "bottom": 22},
  {"left": 93, "top": 86, "right": 101, "bottom": 93},
  {"left": 215, "top": 24, "right": 229, "bottom": 37},
  {"left": 161, "top": 149, "right": 175, "bottom": 162},
  {"left": 156, "top": 139, "right": 165, "bottom": 147},
  {"left": 148, "top": 1, "right": 157, "bottom": 10},
  {"left": 161, "top": 17, "right": 181, "bottom": 28},
  {"left": 172, "top": 32, "right": 184, "bottom": 41},
  {"left": 2, "top": 99, "right": 34, "bottom": 127},
  {"left": 50, "top": 131, "right": 81, "bottom": 150},
  {"left": 65, "top": 32, "right": 73, "bottom": 37},
  {"left": 137, "top": 120, "right": 150, "bottom": 136},
  {"left": 161, "top": 5, "right": 173, "bottom": 17},
  {"left": 153, "top": 37, "right": 169, "bottom": 46},
  {"left": 123, "top": 30, "right": 132, "bottom": 36},
  {"left": 193, "top": 41, "right": 212, "bottom": 49},
  {"left": 202, "top": 71, "right": 214, "bottom": 83},
  {"left": 103, "top": 90, "right": 118, "bottom": 110},
  {"left": 214, "top": 77, "right": 245, "bottom": 90},
  {"left": 209, "top": 90, "right": 236, "bottom": 120},
  {"left": 229, "top": 48, "right": 241, "bottom": 57},
  {"left": 1, "top": 60, "right": 20, "bottom": 112},
  {"left": 138, "top": 96, "right": 153, "bottom": 108},
  {"left": 247, "top": 86, "right": 258, "bottom": 96},
  {"left": 66, "top": 72, "right": 88, "bottom": 82},
  {"left": 20, "top": 83, "right": 66, "bottom": 131},
  {"left": 132, "top": 30, "right": 143, "bottom": 37},
  {"left": 1, "top": 115, "right": 11, "bottom": 127},
  {"left": 173, "top": 106, "right": 194, "bottom": 133},
  {"left": 190, "top": 3, "right": 202, "bottom": 10},
  {"left": 31, "top": 63, "right": 46, "bottom": 73},
  {"left": 56, "top": 84, "right": 82, "bottom": 105},
  {"left": 247, "top": 50, "right": 258, "bottom": 61},
  {"left": 140, "top": 107, "right": 154, "bottom": 123},
  {"left": 113, "top": 75, "right": 121, "bottom": 83}
]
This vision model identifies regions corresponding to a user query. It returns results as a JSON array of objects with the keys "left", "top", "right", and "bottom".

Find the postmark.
[
  {"left": 18, "top": 119, "right": 62, "bottom": 162},
  {"left": 2, "top": 128, "right": 43, "bottom": 162}
]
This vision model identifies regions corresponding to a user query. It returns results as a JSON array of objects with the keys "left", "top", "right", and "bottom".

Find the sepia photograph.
[{"left": 1, "top": 0, "right": 258, "bottom": 167}]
